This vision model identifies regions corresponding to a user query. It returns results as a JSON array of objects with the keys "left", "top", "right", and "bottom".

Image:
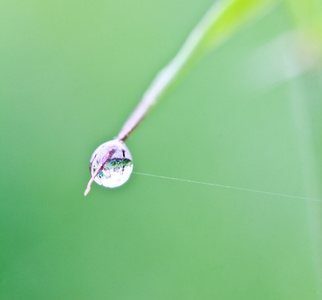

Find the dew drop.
[{"left": 89, "top": 140, "right": 133, "bottom": 188}]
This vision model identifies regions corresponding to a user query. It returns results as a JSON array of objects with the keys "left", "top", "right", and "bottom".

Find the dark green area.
[
  {"left": 105, "top": 159, "right": 132, "bottom": 169},
  {"left": 1, "top": 0, "right": 321, "bottom": 299}
]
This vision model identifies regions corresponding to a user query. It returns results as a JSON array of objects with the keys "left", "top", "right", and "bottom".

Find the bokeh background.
[{"left": 1, "top": 0, "right": 322, "bottom": 299}]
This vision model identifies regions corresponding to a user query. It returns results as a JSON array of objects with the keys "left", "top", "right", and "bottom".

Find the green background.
[{"left": 1, "top": 0, "right": 321, "bottom": 299}]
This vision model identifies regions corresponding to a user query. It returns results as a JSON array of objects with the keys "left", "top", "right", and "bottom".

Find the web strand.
[{"left": 133, "top": 172, "right": 322, "bottom": 203}]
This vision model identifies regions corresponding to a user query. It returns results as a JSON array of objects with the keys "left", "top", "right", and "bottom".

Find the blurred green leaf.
[
  {"left": 286, "top": 0, "right": 322, "bottom": 64},
  {"left": 150, "top": 0, "right": 279, "bottom": 99}
]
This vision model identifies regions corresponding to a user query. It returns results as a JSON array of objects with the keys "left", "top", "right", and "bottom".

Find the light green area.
[{"left": 1, "top": 0, "right": 321, "bottom": 299}]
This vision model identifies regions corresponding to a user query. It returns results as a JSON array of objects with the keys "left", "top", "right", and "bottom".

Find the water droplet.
[{"left": 89, "top": 140, "right": 133, "bottom": 188}]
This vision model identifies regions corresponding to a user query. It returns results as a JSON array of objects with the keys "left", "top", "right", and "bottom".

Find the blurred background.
[{"left": 1, "top": 0, "right": 322, "bottom": 299}]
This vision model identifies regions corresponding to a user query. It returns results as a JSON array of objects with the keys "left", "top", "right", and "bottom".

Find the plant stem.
[
  {"left": 86, "top": 0, "right": 277, "bottom": 195},
  {"left": 117, "top": 24, "right": 198, "bottom": 141},
  {"left": 116, "top": 1, "right": 214, "bottom": 142},
  {"left": 117, "top": 0, "right": 277, "bottom": 141}
]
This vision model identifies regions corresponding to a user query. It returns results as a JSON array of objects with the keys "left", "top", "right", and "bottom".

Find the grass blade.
[{"left": 118, "top": 0, "right": 278, "bottom": 140}]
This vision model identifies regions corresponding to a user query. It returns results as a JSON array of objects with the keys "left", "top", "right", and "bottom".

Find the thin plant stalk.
[
  {"left": 85, "top": 0, "right": 277, "bottom": 195},
  {"left": 117, "top": 0, "right": 277, "bottom": 141}
]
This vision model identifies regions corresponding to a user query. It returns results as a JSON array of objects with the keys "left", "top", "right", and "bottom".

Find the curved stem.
[
  {"left": 117, "top": 44, "right": 192, "bottom": 141},
  {"left": 117, "top": 1, "right": 214, "bottom": 141},
  {"left": 87, "top": 0, "right": 278, "bottom": 194},
  {"left": 117, "top": 0, "right": 277, "bottom": 141}
]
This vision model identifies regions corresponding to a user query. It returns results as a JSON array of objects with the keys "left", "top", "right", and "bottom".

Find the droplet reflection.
[{"left": 90, "top": 140, "right": 133, "bottom": 188}]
